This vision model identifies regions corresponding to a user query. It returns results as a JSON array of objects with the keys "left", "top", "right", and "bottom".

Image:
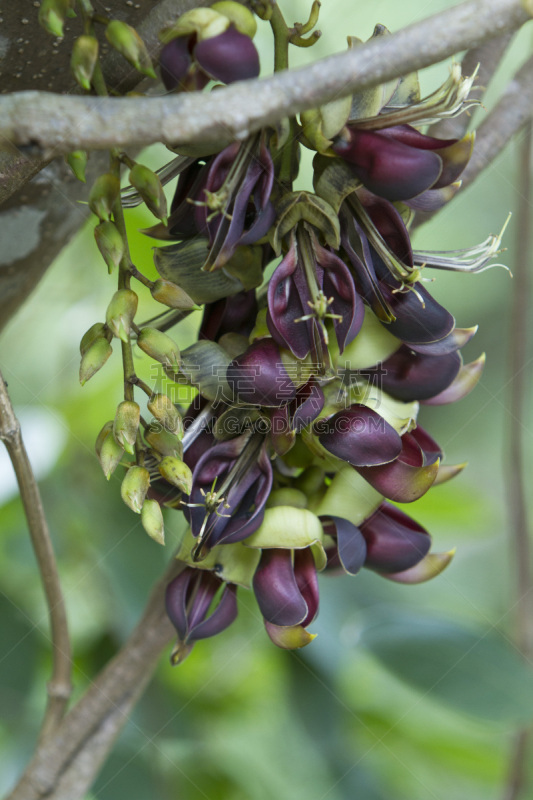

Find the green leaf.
[{"left": 361, "top": 613, "right": 533, "bottom": 723}]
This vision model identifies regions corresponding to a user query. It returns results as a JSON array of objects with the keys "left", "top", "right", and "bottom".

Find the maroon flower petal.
[
  {"left": 190, "top": 582, "right": 238, "bottom": 641},
  {"left": 227, "top": 339, "right": 297, "bottom": 407},
  {"left": 159, "top": 36, "right": 192, "bottom": 91},
  {"left": 357, "top": 429, "right": 439, "bottom": 502},
  {"left": 321, "top": 515, "right": 367, "bottom": 575},
  {"left": 361, "top": 502, "right": 431, "bottom": 573},
  {"left": 294, "top": 548, "right": 320, "bottom": 627},
  {"left": 317, "top": 404, "right": 402, "bottom": 467},
  {"left": 195, "top": 27, "right": 260, "bottom": 84},
  {"left": 253, "top": 548, "right": 309, "bottom": 627},
  {"left": 333, "top": 127, "right": 443, "bottom": 201},
  {"left": 267, "top": 240, "right": 314, "bottom": 359},
  {"left": 378, "top": 346, "right": 462, "bottom": 402}
]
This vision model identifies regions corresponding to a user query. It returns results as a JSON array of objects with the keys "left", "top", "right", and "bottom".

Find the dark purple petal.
[
  {"left": 165, "top": 569, "right": 194, "bottom": 640},
  {"left": 378, "top": 346, "right": 462, "bottom": 402},
  {"left": 253, "top": 548, "right": 309, "bottom": 627},
  {"left": 195, "top": 28, "right": 260, "bottom": 84},
  {"left": 361, "top": 502, "right": 431, "bottom": 573},
  {"left": 315, "top": 238, "right": 364, "bottom": 351},
  {"left": 382, "top": 282, "right": 456, "bottom": 344},
  {"left": 333, "top": 127, "right": 443, "bottom": 201},
  {"left": 322, "top": 515, "right": 367, "bottom": 575},
  {"left": 188, "top": 439, "right": 272, "bottom": 548},
  {"left": 379, "top": 124, "right": 456, "bottom": 151},
  {"left": 317, "top": 404, "right": 402, "bottom": 467},
  {"left": 357, "top": 429, "right": 439, "bottom": 502},
  {"left": 360, "top": 191, "right": 413, "bottom": 265},
  {"left": 294, "top": 548, "right": 319, "bottom": 627},
  {"left": 291, "top": 379, "right": 324, "bottom": 432},
  {"left": 168, "top": 160, "right": 210, "bottom": 238},
  {"left": 227, "top": 339, "right": 297, "bottom": 407},
  {"left": 200, "top": 289, "right": 258, "bottom": 342},
  {"left": 267, "top": 240, "right": 314, "bottom": 359},
  {"left": 159, "top": 36, "right": 192, "bottom": 91},
  {"left": 190, "top": 582, "right": 238, "bottom": 641}
]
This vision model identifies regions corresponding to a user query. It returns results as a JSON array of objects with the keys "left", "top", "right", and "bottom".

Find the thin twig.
[
  {"left": 0, "top": 0, "right": 530, "bottom": 154},
  {"left": 0, "top": 370, "right": 72, "bottom": 736},
  {"left": 6, "top": 557, "right": 184, "bottom": 800},
  {"left": 501, "top": 120, "right": 533, "bottom": 800}
]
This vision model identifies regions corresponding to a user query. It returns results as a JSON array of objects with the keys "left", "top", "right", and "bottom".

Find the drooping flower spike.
[{"left": 93, "top": 3, "right": 508, "bottom": 662}]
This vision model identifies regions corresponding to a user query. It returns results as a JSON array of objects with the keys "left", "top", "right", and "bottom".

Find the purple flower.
[
  {"left": 166, "top": 568, "right": 238, "bottom": 664},
  {"left": 267, "top": 227, "right": 363, "bottom": 363},
  {"left": 333, "top": 124, "right": 470, "bottom": 202},
  {"left": 183, "top": 433, "right": 272, "bottom": 560},
  {"left": 226, "top": 338, "right": 297, "bottom": 408},
  {"left": 360, "top": 502, "right": 431, "bottom": 574},
  {"left": 160, "top": 26, "right": 260, "bottom": 92},
  {"left": 316, "top": 404, "right": 402, "bottom": 467},
  {"left": 253, "top": 547, "right": 319, "bottom": 647}
]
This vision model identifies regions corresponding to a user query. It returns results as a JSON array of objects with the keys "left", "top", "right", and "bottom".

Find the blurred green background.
[{"left": 1, "top": 2, "right": 533, "bottom": 798}]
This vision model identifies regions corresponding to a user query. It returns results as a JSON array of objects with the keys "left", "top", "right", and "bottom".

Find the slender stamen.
[
  {"left": 413, "top": 214, "right": 512, "bottom": 274},
  {"left": 352, "top": 63, "right": 480, "bottom": 131}
]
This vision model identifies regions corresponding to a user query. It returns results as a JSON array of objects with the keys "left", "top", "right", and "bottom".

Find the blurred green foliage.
[{"left": 2, "top": 2, "right": 533, "bottom": 798}]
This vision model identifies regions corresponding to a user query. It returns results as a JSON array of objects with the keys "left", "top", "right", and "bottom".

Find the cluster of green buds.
[{"left": 60, "top": 0, "right": 507, "bottom": 662}]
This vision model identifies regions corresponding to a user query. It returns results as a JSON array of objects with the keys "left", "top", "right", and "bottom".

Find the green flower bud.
[
  {"left": 79, "top": 337, "right": 112, "bottom": 385},
  {"left": 137, "top": 327, "right": 180, "bottom": 371},
  {"left": 128, "top": 164, "right": 168, "bottom": 223},
  {"left": 71, "top": 35, "right": 99, "bottom": 90},
  {"left": 94, "top": 221, "right": 125, "bottom": 273},
  {"left": 113, "top": 400, "right": 140, "bottom": 455},
  {"left": 95, "top": 420, "right": 113, "bottom": 457},
  {"left": 300, "top": 95, "right": 353, "bottom": 155},
  {"left": 211, "top": 1, "right": 257, "bottom": 37},
  {"left": 80, "top": 322, "right": 111, "bottom": 356},
  {"left": 66, "top": 150, "right": 88, "bottom": 183},
  {"left": 147, "top": 393, "right": 183, "bottom": 436},
  {"left": 141, "top": 498, "right": 165, "bottom": 545},
  {"left": 151, "top": 279, "right": 198, "bottom": 310},
  {"left": 121, "top": 465, "right": 150, "bottom": 513},
  {"left": 38, "top": 0, "right": 72, "bottom": 38},
  {"left": 158, "top": 456, "right": 192, "bottom": 494},
  {"left": 145, "top": 424, "right": 183, "bottom": 457},
  {"left": 160, "top": 8, "right": 228, "bottom": 44},
  {"left": 105, "top": 289, "right": 138, "bottom": 342},
  {"left": 89, "top": 173, "right": 120, "bottom": 221},
  {"left": 105, "top": 20, "right": 157, "bottom": 79},
  {"left": 95, "top": 421, "right": 124, "bottom": 480}
]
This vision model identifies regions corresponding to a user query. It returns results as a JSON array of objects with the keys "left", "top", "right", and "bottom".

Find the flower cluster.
[{"left": 80, "top": 4, "right": 507, "bottom": 663}]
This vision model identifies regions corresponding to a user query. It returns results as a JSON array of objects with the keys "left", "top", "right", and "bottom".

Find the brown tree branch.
[
  {"left": 501, "top": 120, "right": 533, "bottom": 800},
  {"left": 6, "top": 558, "right": 184, "bottom": 800},
  {"left": 0, "top": 370, "right": 72, "bottom": 737},
  {"left": 0, "top": 0, "right": 531, "bottom": 155}
]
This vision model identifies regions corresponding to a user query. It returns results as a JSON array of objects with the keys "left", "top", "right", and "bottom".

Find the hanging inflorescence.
[{"left": 47, "top": 0, "right": 508, "bottom": 663}]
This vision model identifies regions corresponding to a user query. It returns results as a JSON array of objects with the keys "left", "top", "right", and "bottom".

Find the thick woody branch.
[
  {"left": 0, "top": 371, "right": 72, "bottom": 737},
  {"left": 1, "top": 0, "right": 531, "bottom": 154},
  {"left": 7, "top": 558, "right": 184, "bottom": 800}
]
